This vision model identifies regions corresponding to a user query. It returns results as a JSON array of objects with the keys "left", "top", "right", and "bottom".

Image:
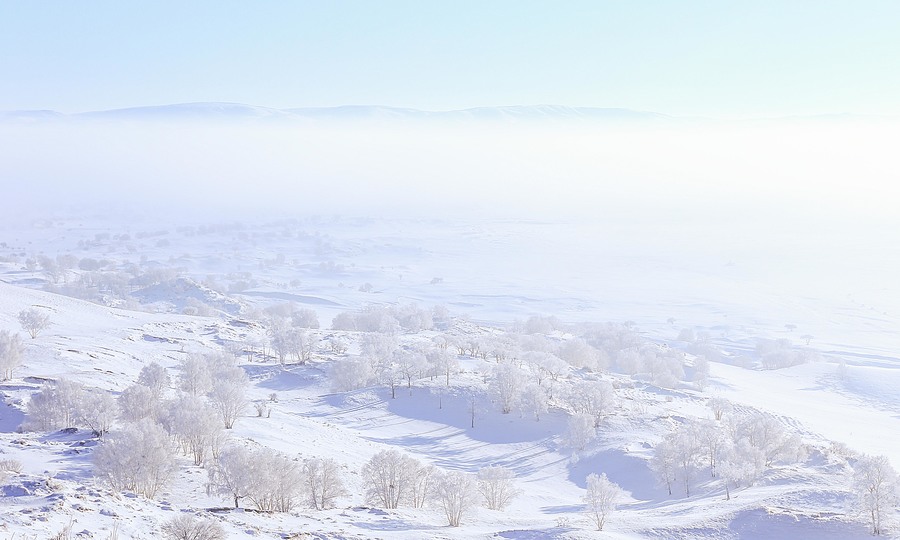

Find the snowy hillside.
[{"left": 0, "top": 215, "right": 897, "bottom": 539}]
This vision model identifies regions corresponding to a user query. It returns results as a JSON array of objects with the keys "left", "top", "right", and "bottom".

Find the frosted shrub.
[{"left": 162, "top": 514, "right": 225, "bottom": 540}]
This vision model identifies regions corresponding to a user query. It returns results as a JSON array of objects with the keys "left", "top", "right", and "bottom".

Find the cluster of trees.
[
  {"left": 219, "top": 446, "right": 525, "bottom": 527},
  {"left": 206, "top": 445, "right": 346, "bottom": 512},
  {"left": 359, "top": 449, "right": 522, "bottom": 526},
  {"left": 756, "top": 338, "right": 822, "bottom": 370},
  {"left": 21, "top": 353, "right": 249, "bottom": 498},
  {"left": 267, "top": 320, "right": 320, "bottom": 365},
  {"left": 331, "top": 303, "right": 439, "bottom": 333},
  {"left": 651, "top": 405, "right": 803, "bottom": 499}
]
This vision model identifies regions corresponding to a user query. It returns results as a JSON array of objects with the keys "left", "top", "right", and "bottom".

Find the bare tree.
[
  {"left": 583, "top": 473, "right": 622, "bottom": 531},
  {"left": 18, "top": 308, "right": 50, "bottom": 339}
]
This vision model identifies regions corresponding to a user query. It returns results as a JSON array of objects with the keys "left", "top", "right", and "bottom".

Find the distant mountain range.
[
  {"left": 0, "top": 102, "right": 676, "bottom": 123},
  {"left": 1, "top": 102, "right": 889, "bottom": 125}
]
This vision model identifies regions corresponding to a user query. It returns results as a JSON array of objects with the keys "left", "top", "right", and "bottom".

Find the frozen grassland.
[{"left": 0, "top": 213, "right": 897, "bottom": 540}]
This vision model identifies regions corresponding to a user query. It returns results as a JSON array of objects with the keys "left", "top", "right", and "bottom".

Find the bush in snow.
[{"left": 161, "top": 514, "right": 225, "bottom": 540}]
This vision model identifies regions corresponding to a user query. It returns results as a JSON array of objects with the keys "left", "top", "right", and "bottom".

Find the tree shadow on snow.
[
  {"left": 567, "top": 448, "right": 666, "bottom": 502},
  {"left": 727, "top": 508, "right": 872, "bottom": 540}
]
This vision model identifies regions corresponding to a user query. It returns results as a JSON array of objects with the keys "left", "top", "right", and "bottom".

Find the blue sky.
[{"left": 2, "top": 1, "right": 899, "bottom": 117}]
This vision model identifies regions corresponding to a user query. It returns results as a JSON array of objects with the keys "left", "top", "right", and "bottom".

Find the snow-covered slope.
[{"left": 0, "top": 215, "right": 896, "bottom": 539}]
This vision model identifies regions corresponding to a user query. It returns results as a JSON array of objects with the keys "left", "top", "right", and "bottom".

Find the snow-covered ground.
[{"left": 0, "top": 214, "right": 897, "bottom": 539}]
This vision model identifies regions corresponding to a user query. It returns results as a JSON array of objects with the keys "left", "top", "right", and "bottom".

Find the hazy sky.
[{"left": 3, "top": 1, "right": 900, "bottom": 117}]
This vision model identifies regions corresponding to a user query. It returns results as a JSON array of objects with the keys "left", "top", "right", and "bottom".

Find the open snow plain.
[{"left": 0, "top": 210, "right": 897, "bottom": 540}]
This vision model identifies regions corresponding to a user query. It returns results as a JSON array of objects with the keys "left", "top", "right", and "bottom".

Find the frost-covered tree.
[
  {"left": 244, "top": 447, "right": 304, "bottom": 512},
  {"left": 427, "top": 347, "right": 459, "bottom": 386},
  {"left": 409, "top": 461, "right": 436, "bottom": 509},
  {"left": 566, "top": 380, "right": 615, "bottom": 427},
  {"left": 562, "top": 412, "right": 597, "bottom": 452},
  {"left": 852, "top": 454, "right": 899, "bottom": 536},
  {"left": 118, "top": 383, "right": 158, "bottom": 423},
  {"left": 695, "top": 419, "right": 726, "bottom": 477},
  {"left": 161, "top": 515, "right": 225, "bottom": 540},
  {"left": 671, "top": 425, "right": 701, "bottom": 496},
  {"left": 303, "top": 457, "right": 348, "bottom": 510},
  {"left": 0, "top": 330, "right": 24, "bottom": 380},
  {"left": 583, "top": 473, "right": 622, "bottom": 531},
  {"left": 207, "top": 445, "right": 255, "bottom": 509},
  {"left": 361, "top": 449, "right": 419, "bottom": 509},
  {"left": 360, "top": 333, "right": 398, "bottom": 360},
  {"left": 207, "top": 366, "right": 248, "bottom": 429},
  {"left": 395, "top": 349, "right": 427, "bottom": 391},
  {"left": 164, "top": 394, "right": 223, "bottom": 466},
  {"left": 718, "top": 439, "right": 765, "bottom": 500},
  {"left": 78, "top": 390, "right": 119, "bottom": 436},
  {"left": 292, "top": 307, "right": 320, "bottom": 329},
  {"left": 331, "top": 356, "right": 373, "bottom": 392},
  {"left": 650, "top": 438, "right": 677, "bottom": 496},
  {"left": 492, "top": 363, "right": 527, "bottom": 414},
  {"left": 477, "top": 466, "right": 521, "bottom": 511},
  {"left": 94, "top": 419, "right": 177, "bottom": 498},
  {"left": 433, "top": 470, "right": 479, "bottom": 527},
  {"left": 178, "top": 355, "right": 213, "bottom": 396},
  {"left": 558, "top": 338, "right": 602, "bottom": 370},
  {"left": 737, "top": 414, "right": 799, "bottom": 467},
  {"left": 18, "top": 308, "right": 50, "bottom": 339},
  {"left": 25, "top": 378, "right": 85, "bottom": 431},
  {"left": 137, "top": 362, "right": 171, "bottom": 399},
  {"left": 707, "top": 397, "right": 733, "bottom": 421},
  {"left": 518, "top": 383, "right": 548, "bottom": 421}
]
